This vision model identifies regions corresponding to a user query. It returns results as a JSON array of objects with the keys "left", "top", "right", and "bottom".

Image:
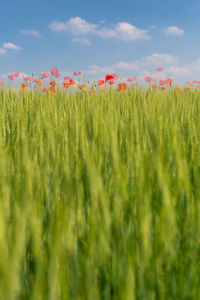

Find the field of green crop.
[{"left": 0, "top": 87, "right": 200, "bottom": 299}]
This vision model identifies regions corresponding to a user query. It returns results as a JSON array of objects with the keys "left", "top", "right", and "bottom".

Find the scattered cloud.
[
  {"left": 49, "top": 17, "right": 97, "bottom": 34},
  {"left": 163, "top": 60, "right": 200, "bottom": 80},
  {"left": 164, "top": 26, "right": 184, "bottom": 36},
  {"left": 113, "top": 22, "right": 150, "bottom": 41},
  {"left": 21, "top": 29, "right": 41, "bottom": 38},
  {"left": 88, "top": 65, "right": 115, "bottom": 75},
  {"left": 3, "top": 43, "right": 23, "bottom": 50},
  {"left": 139, "top": 70, "right": 166, "bottom": 80},
  {"left": 0, "top": 48, "right": 7, "bottom": 55},
  {"left": 114, "top": 61, "right": 139, "bottom": 70},
  {"left": 72, "top": 37, "right": 91, "bottom": 45},
  {"left": 96, "top": 28, "right": 116, "bottom": 39},
  {"left": 138, "top": 53, "right": 178, "bottom": 66},
  {"left": 87, "top": 53, "right": 178, "bottom": 75},
  {"left": 166, "top": 66, "right": 192, "bottom": 76},
  {"left": 67, "top": 17, "right": 98, "bottom": 35},
  {"left": 49, "top": 17, "right": 151, "bottom": 41},
  {"left": 48, "top": 21, "right": 68, "bottom": 32},
  {"left": 87, "top": 54, "right": 200, "bottom": 84},
  {"left": 0, "top": 73, "right": 8, "bottom": 79}
]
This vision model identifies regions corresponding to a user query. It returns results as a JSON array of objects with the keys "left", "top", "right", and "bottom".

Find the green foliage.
[{"left": 0, "top": 88, "right": 200, "bottom": 299}]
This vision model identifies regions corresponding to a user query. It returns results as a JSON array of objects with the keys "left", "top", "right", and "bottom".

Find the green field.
[{"left": 0, "top": 87, "right": 200, "bottom": 299}]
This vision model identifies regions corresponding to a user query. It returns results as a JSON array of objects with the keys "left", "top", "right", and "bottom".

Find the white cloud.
[
  {"left": 49, "top": 17, "right": 97, "bottom": 35},
  {"left": 116, "top": 53, "right": 178, "bottom": 70},
  {"left": 72, "top": 37, "right": 91, "bottom": 45},
  {"left": 163, "top": 61, "right": 200, "bottom": 81},
  {"left": 87, "top": 53, "right": 177, "bottom": 75},
  {"left": 122, "top": 59, "right": 200, "bottom": 83},
  {"left": 139, "top": 70, "right": 166, "bottom": 80},
  {"left": 49, "top": 17, "right": 151, "bottom": 41},
  {"left": 0, "top": 73, "right": 8, "bottom": 79},
  {"left": 88, "top": 65, "right": 115, "bottom": 75},
  {"left": 49, "top": 21, "right": 68, "bottom": 32},
  {"left": 67, "top": 17, "right": 98, "bottom": 35},
  {"left": 114, "top": 22, "right": 150, "bottom": 41},
  {"left": 96, "top": 22, "right": 150, "bottom": 40},
  {"left": 21, "top": 29, "right": 41, "bottom": 38},
  {"left": 88, "top": 62, "right": 139, "bottom": 75},
  {"left": 96, "top": 28, "right": 116, "bottom": 39},
  {"left": 139, "top": 53, "right": 178, "bottom": 66},
  {"left": 86, "top": 55, "right": 200, "bottom": 84},
  {"left": 3, "top": 43, "right": 22, "bottom": 50},
  {"left": 166, "top": 66, "right": 192, "bottom": 76},
  {"left": 114, "top": 61, "right": 139, "bottom": 70},
  {"left": 0, "top": 48, "right": 7, "bottom": 55},
  {"left": 164, "top": 26, "right": 184, "bottom": 36}
]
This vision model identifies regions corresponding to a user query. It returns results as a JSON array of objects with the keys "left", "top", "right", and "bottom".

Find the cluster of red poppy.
[
  {"left": 4, "top": 66, "right": 200, "bottom": 95},
  {"left": 63, "top": 77, "right": 76, "bottom": 89}
]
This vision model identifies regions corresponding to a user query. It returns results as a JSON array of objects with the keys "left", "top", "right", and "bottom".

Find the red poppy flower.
[
  {"left": 49, "top": 81, "right": 56, "bottom": 87},
  {"left": 98, "top": 80, "right": 105, "bottom": 85},
  {"left": 159, "top": 80, "right": 165, "bottom": 86},
  {"left": 118, "top": 83, "right": 127, "bottom": 90},
  {"left": 164, "top": 78, "right": 172, "bottom": 86},
  {"left": 23, "top": 81, "right": 28, "bottom": 87},
  {"left": 20, "top": 83, "right": 27, "bottom": 91},
  {"left": 105, "top": 74, "right": 114, "bottom": 81},
  {"left": 50, "top": 86, "right": 56, "bottom": 94},
  {"left": 144, "top": 76, "right": 152, "bottom": 83},
  {"left": 63, "top": 82, "right": 70, "bottom": 89},
  {"left": 156, "top": 67, "right": 163, "bottom": 72},
  {"left": 78, "top": 84, "right": 86, "bottom": 90},
  {"left": 108, "top": 80, "right": 114, "bottom": 85}
]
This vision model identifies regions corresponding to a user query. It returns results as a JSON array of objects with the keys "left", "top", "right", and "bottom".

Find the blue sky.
[{"left": 1, "top": 0, "right": 200, "bottom": 83}]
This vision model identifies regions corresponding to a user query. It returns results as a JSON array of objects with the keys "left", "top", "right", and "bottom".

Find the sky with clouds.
[{"left": 0, "top": 0, "right": 200, "bottom": 83}]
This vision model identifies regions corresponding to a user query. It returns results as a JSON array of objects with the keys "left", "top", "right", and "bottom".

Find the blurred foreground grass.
[{"left": 0, "top": 87, "right": 200, "bottom": 299}]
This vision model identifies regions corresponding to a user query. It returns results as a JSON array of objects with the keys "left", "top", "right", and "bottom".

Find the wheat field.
[{"left": 0, "top": 87, "right": 200, "bottom": 299}]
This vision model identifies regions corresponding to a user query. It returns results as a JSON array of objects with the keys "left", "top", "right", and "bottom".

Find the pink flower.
[
  {"left": 64, "top": 76, "right": 72, "bottom": 82},
  {"left": 41, "top": 72, "right": 50, "bottom": 79},
  {"left": 159, "top": 80, "right": 165, "bottom": 85},
  {"left": 33, "top": 77, "right": 39, "bottom": 83},
  {"left": 156, "top": 67, "right": 163, "bottom": 72},
  {"left": 127, "top": 77, "right": 135, "bottom": 82},
  {"left": 13, "top": 72, "right": 20, "bottom": 78},
  {"left": 144, "top": 76, "right": 152, "bottom": 83},
  {"left": 54, "top": 73, "right": 60, "bottom": 78},
  {"left": 186, "top": 81, "right": 193, "bottom": 86},
  {"left": 164, "top": 78, "right": 172, "bottom": 86},
  {"left": 111, "top": 73, "right": 118, "bottom": 81},
  {"left": 73, "top": 71, "right": 81, "bottom": 76},
  {"left": 8, "top": 74, "right": 15, "bottom": 80},
  {"left": 0, "top": 79, "right": 2, "bottom": 85},
  {"left": 51, "top": 67, "right": 59, "bottom": 76},
  {"left": 24, "top": 76, "right": 31, "bottom": 82}
]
